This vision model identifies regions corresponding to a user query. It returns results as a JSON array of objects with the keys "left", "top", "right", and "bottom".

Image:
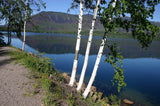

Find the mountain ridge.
[
  {"left": 26, "top": 11, "right": 160, "bottom": 34},
  {"left": 26, "top": 11, "right": 104, "bottom": 33},
  {"left": 1, "top": 11, "right": 160, "bottom": 34}
]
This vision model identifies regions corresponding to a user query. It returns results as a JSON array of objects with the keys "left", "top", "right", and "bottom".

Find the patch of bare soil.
[{"left": 0, "top": 47, "right": 43, "bottom": 106}]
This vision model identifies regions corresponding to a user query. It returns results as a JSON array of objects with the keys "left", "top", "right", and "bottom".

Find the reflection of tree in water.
[
  {"left": 25, "top": 35, "right": 100, "bottom": 54},
  {"left": 25, "top": 35, "right": 160, "bottom": 58},
  {"left": 0, "top": 33, "right": 6, "bottom": 46}
]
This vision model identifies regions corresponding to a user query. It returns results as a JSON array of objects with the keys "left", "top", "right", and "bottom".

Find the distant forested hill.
[
  {"left": 26, "top": 11, "right": 104, "bottom": 33},
  {"left": 1, "top": 11, "right": 160, "bottom": 36},
  {"left": 26, "top": 11, "right": 160, "bottom": 36}
]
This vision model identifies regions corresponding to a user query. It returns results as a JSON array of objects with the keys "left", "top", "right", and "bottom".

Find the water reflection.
[
  {"left": 25, "top": 34, "right": 160, "bottom": 58},
  {"left": 3, "top": 34, "right": 160, "bottom": 106}
]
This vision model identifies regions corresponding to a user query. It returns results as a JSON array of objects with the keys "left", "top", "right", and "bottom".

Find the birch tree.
[
  {"left": 70, "top": 0, "right": 159, "bottom": 98},
  {"left": 22, "top": 0, "right": 28, "bottom": 51},
  {"left": 82, "top": 0, "right": 160, "bottom": 98},
  {"left": 22, "top": 0, "right": 46, "bottom": 50},
  {"left": 69, "top": 0, "right": 84, "bottom": 86},
  {"left": 83, "top": 0, "right": 117, "bottom": 98},
  {"left": 0, "top": 0, "right": 45, "bottom": 45},
  {"left": 77, "top": 0, "right": 101, "bottom": 91},
  {"left": 0, "top": 0, "right": 23, "bottom": 45}
]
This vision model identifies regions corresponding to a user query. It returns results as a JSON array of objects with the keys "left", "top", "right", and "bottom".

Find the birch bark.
[
  {"left": 69, "top": 0, "right": 84, "bottom": 86},
  {"left": 22, "top": 0, "right": 28, "bottom": 51},
  {"left": 77, "top": 0, "right": 101, "bottom": 91},
  {"left": 83, "top": 31, "right": 107, "bottom": 98},
  {"left": 83, "top": 0, "right": 117, "bottom": 98}
]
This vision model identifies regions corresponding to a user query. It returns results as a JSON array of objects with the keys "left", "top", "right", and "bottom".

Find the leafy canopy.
[
  {"left": 100, "top": 0, "right": 160, "bottom": 92},
  {"left": 71, "top": 0, "right": 160, "bottom": 92},
  {"left": 99, "top": 0, "right": 160, "bottom": 48},
  {"left": 71, "top": 0, "right": 160, "bottom": 47},
  {"left": 0, "top": 0, "right": 46, "bottom": 37}
]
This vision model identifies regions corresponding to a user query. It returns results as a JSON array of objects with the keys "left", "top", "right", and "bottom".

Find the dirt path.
[{"left": 0, "top": 47, "right": 43, "bottom": 106}]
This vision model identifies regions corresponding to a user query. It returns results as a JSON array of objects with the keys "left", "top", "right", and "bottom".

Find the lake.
[{"left": 2, "top": 32, "right": 160, "bottom": 106}]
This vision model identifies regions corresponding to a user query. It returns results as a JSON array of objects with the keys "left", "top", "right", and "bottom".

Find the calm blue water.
[{"left": 2, "top": 33, "right": 160, "bottom": 106}]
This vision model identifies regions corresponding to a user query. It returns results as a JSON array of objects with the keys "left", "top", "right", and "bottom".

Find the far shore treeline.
[{"left": 0, "top": 11, "right": 160, "bottom": 39}]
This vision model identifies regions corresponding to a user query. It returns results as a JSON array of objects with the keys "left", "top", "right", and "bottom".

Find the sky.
[
  {"left": 0, "top": 0, "right": 159, "bottom": 25},
  {"left": 38, "top": 0, "right": 160, "bottom": 22},
  {"left": 34, "top": 0, "right": 79, "bottom": 15}
]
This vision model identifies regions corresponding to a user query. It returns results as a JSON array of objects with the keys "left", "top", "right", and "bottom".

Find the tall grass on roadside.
[
  {"left": 11, "top": 50, "right": 63, "bottom": 78},
  {"left": 10, "top": 49, "right": 121, "bottom": 106},
  {"left": 10, "top": 50, "right": 64, "bottom": 105}
]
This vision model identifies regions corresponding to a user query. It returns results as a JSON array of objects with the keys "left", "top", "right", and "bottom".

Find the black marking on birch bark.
[
  {"left": 88, "top": 41, "right": 91, "bottom": 43},
  {"left": 77, "top": 36, "right": 81, "bottom": 39},
  {"left": 75, "top": 51, "right": 79, "bottom": 60},
  {"left": 100, "top": 52, "right": 103, "bottom": 55},
  {"left": 93, "top": 18, "right": 96, "bottom": 21},
  {"left": 81, "top": 0, "right": 84, "bottom": 4},
  {"left": 101, "top": 43, "right": 105, "bottom": 46}
]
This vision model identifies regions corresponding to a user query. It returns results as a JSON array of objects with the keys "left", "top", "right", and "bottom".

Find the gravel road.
[{"left": 0, "top": 47, "right": 43, "bottom": 106}]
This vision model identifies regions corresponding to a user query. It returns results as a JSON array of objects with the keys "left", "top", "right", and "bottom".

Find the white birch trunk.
[
  {"left": 77, "top": 0, "right": 101, "bottom": 91},
  {"left": 83, "top": 31, "right": 107, "bottom": 98},
  {"left": 69, "top": 0, "right": 84, "bottom": 86},
  {"left": 22, "top": 0, "right": 28, "bottom": 51},
  {"left": 83, "top": 0, "right": 117, "bottom": 98}
]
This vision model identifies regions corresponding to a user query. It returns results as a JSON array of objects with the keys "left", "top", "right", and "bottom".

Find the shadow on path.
[
  {"left": 0, "top": 49, "right": 10, "bottom": 56},
  {"left": 0, "top": 58, "right": 15, "bottom": 68},
  {"left": 0, "top": 47, "right": 15, "bottom": 67}
]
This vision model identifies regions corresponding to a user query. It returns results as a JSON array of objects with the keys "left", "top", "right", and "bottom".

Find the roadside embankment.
[{"left": 0, "top": 46, "right": 133, "bottom": 106}]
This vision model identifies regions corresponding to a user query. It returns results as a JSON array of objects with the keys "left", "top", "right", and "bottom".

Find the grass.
[
  {"left": 9, "top": 47, "right": 122, "bottom": 106},
  {"left": 10, "top": 49, "right": 65, "bottom": 105},
  {"left": 33, "top": 82, "right": 40, "bottom": 95}
]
